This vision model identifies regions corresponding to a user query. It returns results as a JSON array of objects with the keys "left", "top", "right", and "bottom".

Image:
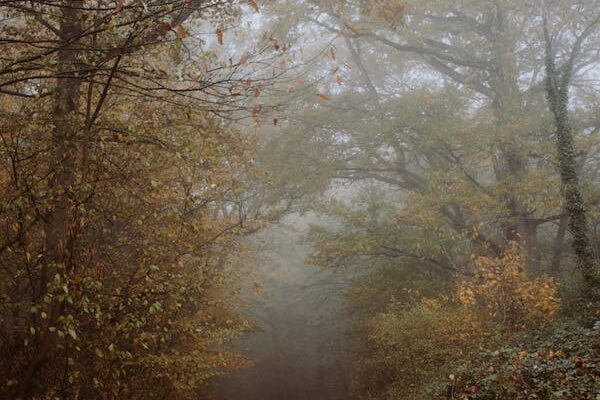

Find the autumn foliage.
[
  {"left": 458, "top": 243, "right": 560, "bottom": 330},
  {"left": 0, "top": 1, "right": 265, "bottom": 399},
  {"left": 1, "top": 0, "right": 599, "bottom": 399},
  {"left": 354, "top": 245, "right": 564, "bottom": 400}
]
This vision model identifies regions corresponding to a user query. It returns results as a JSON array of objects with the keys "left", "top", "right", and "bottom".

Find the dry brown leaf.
[
  {"left": 176, "top": 24, "right": 189, "bottom": 38},
  {"left": 252, "top": 104, "right": 262, "bottom": 123},
  {"left": 345, "top": 24, "right": 360, "bottom": 36},
  {"left": 248, "top": 0, "right": 260, "bottom": 12},
  {"left": 156, "top": 20, "right": 171, "bottom": 33}
]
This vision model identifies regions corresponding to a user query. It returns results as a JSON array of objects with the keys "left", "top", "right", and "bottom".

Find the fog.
[
  {"left": 216, "top": 1, "right": 600, "bottom": 398},
  {"left": 0, "top": 1, "right": 599, "bottom": 399},
  {"left": 215, "top": 215, "right": 354, "bottom": 400}
]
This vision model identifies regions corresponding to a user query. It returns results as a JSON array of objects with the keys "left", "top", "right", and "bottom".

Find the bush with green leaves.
[{"left": 451, "top": 322, "right": 600, "bottom": 400}]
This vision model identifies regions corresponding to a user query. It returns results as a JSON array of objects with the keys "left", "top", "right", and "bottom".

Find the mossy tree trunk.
[{"left": 543, "top": 14, "right": 600, "bottom": 305}]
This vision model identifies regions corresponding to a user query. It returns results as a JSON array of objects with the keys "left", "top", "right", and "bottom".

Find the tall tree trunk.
[
  {"left": 545, "top": 86, "right": 598, "bottom": 299},
  {"left": 45, "top": 1, "right": 82, "bottom": 288},
  {"left": 17, "top": 2, "right": 84, "bottom": 397},
  {"left": 489, "top": 5, "right": 534, "bottom": 261},
  {"left": 543, "top": 16, "right": 600, "bottom": 304}
]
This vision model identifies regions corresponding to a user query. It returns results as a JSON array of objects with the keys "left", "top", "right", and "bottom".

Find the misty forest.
[{"left": 1, "top": 1, "right": 600, "bottom": 399}]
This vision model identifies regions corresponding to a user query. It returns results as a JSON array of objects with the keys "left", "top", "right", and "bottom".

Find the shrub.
[
  {"left": 458, "top": 243, "right": 560, "bottom": 330},
  {"left": 354, "top": 299, "right": 485, "bottom": 400},
  {"left": 451, "top": 322, "right": 600, "bottom": 399},
  {"left": 353, "top": 244, "right": 563, "bottom": 399}
]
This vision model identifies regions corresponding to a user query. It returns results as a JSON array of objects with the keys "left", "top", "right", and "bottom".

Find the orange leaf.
[
  {"left": 316, "top": 93, "right": 331, "bottom": 101},
  {"left": 345, "top": 24, "right": 360, "bottom": 36},
  {"left": 217, "top": 28, "right": 223, "bottom": 45},
  {"left": 176, "top": 24, "right": 189, "bottom": 38},
  {"left": 247, "top": 0, "right": 260, "bottom": 12}
]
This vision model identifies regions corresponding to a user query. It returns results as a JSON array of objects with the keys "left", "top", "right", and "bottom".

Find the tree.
[
  {"left": 251, "top": 2, "right": 600, "bottom": 397},
  {"left": 261, "top": 0, "right": 600, "bottom": 276},
  {"left": 0, "top": 1, "right": 272, "bottom": 398},
  {"left": 542, "top": 5, "right": 600, "bottom": 303}
]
